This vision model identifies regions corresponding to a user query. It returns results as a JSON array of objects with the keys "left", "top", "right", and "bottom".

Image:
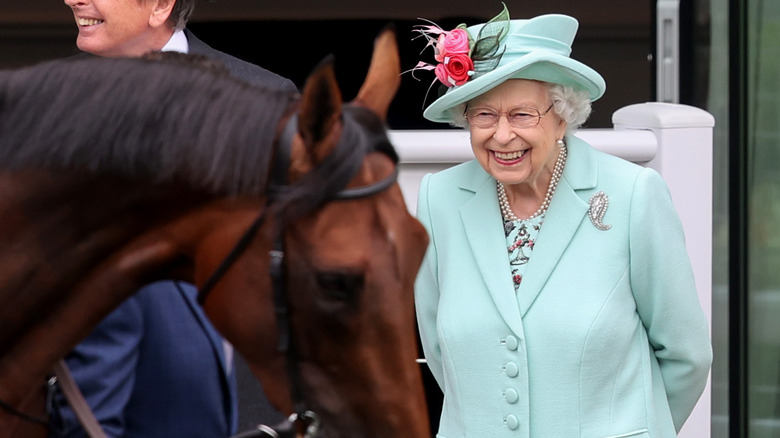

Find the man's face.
[{"left": 63, "top": 0, "right": 168, "bottom": 57}]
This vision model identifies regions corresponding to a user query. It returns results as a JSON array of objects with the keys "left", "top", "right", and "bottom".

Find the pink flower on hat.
[
  {"left": 435, "top": 53, "right": 474, "bottom": 87},
  {"left": 408, "top": 3, "right": 509, "bottom": 90},
  {"left": 409, "top": 24, "right": 475, "bottom": 89},
  {"left": 435, "top": 28, "right": 470, "bottom": 62},
  {"left": 430, "top": 28, "right": 474, "bottom": 87}
]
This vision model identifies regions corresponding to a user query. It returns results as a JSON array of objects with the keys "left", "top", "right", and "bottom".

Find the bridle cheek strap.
[{"left": 215, "top": 111, "right": 397, "bottom": 438}]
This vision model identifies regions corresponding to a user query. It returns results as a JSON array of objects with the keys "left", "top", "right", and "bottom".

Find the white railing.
[{"left": 390, "top": 102, "right": 715, "bottom": 438}]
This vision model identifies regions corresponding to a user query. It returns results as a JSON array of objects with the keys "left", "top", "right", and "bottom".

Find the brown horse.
[{"left": 0, "top": 29, "right": 430, "bottom": 438}]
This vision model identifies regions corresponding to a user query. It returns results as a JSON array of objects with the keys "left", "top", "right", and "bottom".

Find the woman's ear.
[
  {"left": 556, "top": 116, "right": 568, "bottom": 139},
  {"left": 149, "top": 0, "right": 176, "bottom": 29}
]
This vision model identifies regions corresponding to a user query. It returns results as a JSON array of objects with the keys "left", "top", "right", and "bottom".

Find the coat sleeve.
[
  {"left": 628, "top": 167, "right": 712, "bottom": 432},
  {"left": 414, "top": 173, "right": 445, "bottom": 390},
  {"left": 52, "top": 297, "right": 144, "bottom": 438}
]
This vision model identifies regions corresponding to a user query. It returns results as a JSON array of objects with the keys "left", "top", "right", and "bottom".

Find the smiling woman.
[{"left": 411, "top": 7, "right": 711, "bottom": 437}]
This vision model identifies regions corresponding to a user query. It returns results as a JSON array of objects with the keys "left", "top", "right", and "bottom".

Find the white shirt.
[{"left": 161, "top": 29, "right": 189, "bottom": 54}]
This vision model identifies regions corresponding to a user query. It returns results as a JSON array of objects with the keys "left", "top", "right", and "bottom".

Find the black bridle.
[{"left": 198, "top": 111, "right": 399, "bottom": 438}]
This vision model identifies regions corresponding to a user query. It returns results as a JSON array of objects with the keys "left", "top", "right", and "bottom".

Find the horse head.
[{"left": 194, "top": 29, "right": 431, "bottom": 437}]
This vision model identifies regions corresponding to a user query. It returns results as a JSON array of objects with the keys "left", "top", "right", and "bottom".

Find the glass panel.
[
  {"left": 699, "top": 0, "right": 731, "bottom": 434},
  {"left": 747, "top": 0, "right": 780, "bottom": 436},
  {"left": 685, "top": 0, "right": 730, "bottom": 431}
]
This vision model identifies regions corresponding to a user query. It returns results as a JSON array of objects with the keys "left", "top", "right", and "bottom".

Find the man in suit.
[{"left": 52, "top": 0, "right": 296, "bottom": 436}]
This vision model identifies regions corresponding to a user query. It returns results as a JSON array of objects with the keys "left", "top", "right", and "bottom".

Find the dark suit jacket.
[
  {"left": 51, "top": 30, "right": 296, "bottom": 438},
  {"left": 53, "top": 282, "right": 236, "bottom": 438},
  {"left": 185, "top": 29, "right": 297, "bottom": 92}
]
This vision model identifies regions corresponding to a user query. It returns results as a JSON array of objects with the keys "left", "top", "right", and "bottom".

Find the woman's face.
[
  {"left": 63, "top": 0, "right": 169, "bottom": 57},
  {"left": 467, "top": 79, "right": 567, "bottom": 188}
]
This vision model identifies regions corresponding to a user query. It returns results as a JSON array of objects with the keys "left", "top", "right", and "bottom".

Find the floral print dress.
[{"left": 503, "top": 214, "right": 544, "bottom": 292}]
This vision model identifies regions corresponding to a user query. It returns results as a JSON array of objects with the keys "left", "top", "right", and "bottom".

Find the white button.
[
  {"left": 504, "top": 335, "right": 519, "bottom": 351},
  {"left": 503, "top": 362, "right": 519, "bottom": 377}
]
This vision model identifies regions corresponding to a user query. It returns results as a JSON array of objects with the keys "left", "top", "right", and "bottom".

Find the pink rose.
[
  {"left": 434, "top": 28, "right": 470, "bottom": 62},
  {"left": 434, "top": 52, "right": 474, "bottom": 87},
  {"left": 439, "top": 53, "right": 474, "bottom": 86},
  {"left": 434, "top": 63, "right": 450, "bottom": 86}
]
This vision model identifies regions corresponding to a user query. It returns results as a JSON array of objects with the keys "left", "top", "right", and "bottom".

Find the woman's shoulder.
[
  {"left": 419, "top": 160, "right": 488, "bottom": 207},
  {"left": 424, "top": 159, "right": 485, "bottom": 188}
]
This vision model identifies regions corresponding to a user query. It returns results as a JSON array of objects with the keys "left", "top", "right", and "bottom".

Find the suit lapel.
[
  {"left": 178, "top": 283, "right": 231, "bottom": 377},
  {"left": 178, "top": 283, "right": 238, "bottom": 431},
  {"left": 459, "top": 166, "right": 527, "bottom": 338},
  {"left": 515, "top": 135, "right": 598, "bottom": 316}
]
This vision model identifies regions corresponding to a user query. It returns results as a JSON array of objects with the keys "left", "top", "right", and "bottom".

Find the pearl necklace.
[{"left": 497, "top": 140, "right": 568, "bottom": 222}]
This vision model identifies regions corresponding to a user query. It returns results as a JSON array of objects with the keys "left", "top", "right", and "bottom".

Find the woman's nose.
[{"left": 492, "top": 116, "right": 517, "bottom": 144}]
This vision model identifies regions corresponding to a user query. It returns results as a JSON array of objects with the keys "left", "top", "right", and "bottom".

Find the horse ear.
[
  {"left": 353, "top": 26, "right": 401, "bottom": 121},
  {"left": 298, "top": 55, "right": 343, "bottom": 159}
]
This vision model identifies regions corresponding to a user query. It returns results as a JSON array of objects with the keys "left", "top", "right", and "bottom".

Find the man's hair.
[{"left": 168, "top": 0, "right": 195, "bottom": 31}]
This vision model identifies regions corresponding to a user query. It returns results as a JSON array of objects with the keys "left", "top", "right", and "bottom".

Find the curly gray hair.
[
  {"left": 548, "top": 83, "right": 592, "bottom": 134},
  {"left": 449, "top": 81, "right": 592, "bottom": 134}
]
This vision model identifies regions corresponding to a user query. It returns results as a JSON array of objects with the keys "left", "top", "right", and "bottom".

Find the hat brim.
[{"left": 423, "top": 50, "right": 606, "bottom": 123}]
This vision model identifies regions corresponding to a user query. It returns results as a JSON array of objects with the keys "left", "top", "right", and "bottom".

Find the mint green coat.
[{"left": 415, "top": 135, "right": 712, "bottom": 438}]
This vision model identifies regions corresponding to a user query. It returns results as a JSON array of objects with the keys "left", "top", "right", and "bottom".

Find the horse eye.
[{"left": 315, "top": 271, "right": 364, "bottom": 302}]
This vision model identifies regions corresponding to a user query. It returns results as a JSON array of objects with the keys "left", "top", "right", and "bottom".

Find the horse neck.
[{"left": 0, "top": 171, "right": 263, "bottom": 404}]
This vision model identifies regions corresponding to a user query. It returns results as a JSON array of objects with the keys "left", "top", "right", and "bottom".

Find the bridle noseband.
[{"left": 198, "top": 110, "right": 399, "bottom": 438}]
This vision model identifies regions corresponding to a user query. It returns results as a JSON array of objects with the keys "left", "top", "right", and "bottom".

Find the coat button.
[
  {"left": 505, "top": 414, "right": 519, "bottom": 430},
  {"left": 503, "top": 335, "right": 519, "bottom": 351},
  {"left": 504, "top": 388, "right": 519, "bottom": 404},
  {"left": 503, "top": 362, "right": 519, "bottom": 377}
]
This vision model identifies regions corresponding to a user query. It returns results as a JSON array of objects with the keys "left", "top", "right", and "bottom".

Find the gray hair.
[
  {"left": 449, "top": 82, "right": 592, "bottom": 133},
  {"left": 548, "top": 83, "right": 592, "bottom": 134},
  {"left": 168, "top": 0, "right": 195, "bottom": 31}
]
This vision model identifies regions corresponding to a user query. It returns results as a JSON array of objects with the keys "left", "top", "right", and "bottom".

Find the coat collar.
[
  {"left": 459, "top": 135, "right": 598, "bottom": 335},
  {"left": 183, "top": 29, "right": 212, "bottom": 57}
]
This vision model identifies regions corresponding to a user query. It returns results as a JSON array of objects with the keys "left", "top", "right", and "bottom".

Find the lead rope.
[{"left": 53, "top": 360, "right": 107, "bottom": 438}]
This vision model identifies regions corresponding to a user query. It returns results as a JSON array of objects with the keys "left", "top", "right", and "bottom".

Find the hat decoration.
[
  {"left": 412, "top": 5, "right": 607, "bottom": 124},
  {"left": 410, "top": 3, "right": 510, "bottom": 89}
]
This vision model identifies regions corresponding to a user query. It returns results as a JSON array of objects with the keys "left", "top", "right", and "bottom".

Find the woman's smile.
[{"left": 493, "top": 149, "right": 529, "bottom": 166}]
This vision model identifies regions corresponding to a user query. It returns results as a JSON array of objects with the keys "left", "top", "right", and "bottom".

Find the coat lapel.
[
  {"left": 178, "top": 282, "right": 231, "bottom": 377},
  {"left": 515, "top": 135, "right": 598, "bottom": 316},
  {"left": 179, "top": 283, "right": 238, "bottom": 431},
  {"left": 459, "top": 165, "right": 527, "bottom": 338}
]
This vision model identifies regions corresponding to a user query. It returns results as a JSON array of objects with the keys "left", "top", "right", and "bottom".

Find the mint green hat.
[{"left": 423, "top": 13, "right": 606, "bottom": 124}]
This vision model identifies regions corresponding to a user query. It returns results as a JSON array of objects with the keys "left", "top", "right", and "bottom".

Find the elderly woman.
[{"left": 413, "top": 7, "right": 712, "bottom": 438}]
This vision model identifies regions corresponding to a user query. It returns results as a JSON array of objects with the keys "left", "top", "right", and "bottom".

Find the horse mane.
[{"left": 0, "top": 53, "right": 297, "bottom": 196}]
